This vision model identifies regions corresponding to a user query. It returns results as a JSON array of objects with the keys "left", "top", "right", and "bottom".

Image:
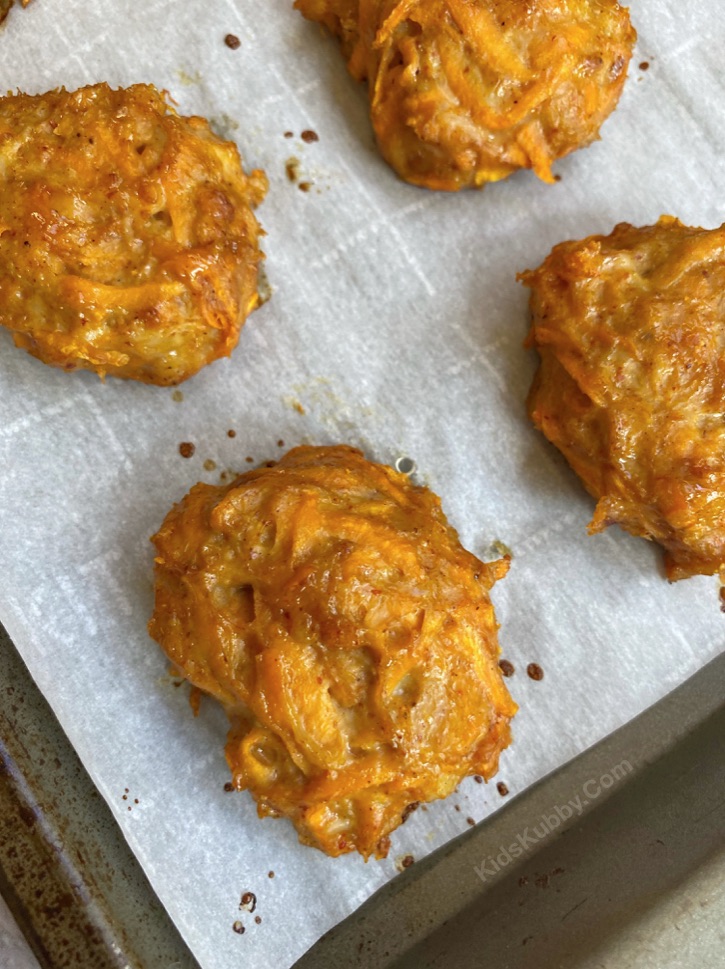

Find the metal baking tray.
[{"left": 2, "top": 619, "right": 724, "bottom": 969}]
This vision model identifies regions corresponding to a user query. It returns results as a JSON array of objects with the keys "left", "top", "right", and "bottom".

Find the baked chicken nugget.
[
  {"left": 149, "top": 445, "right": 516, "bottom": 858},
  {"left": 0, "top": 83, "right": 267, "bottom": 384},
  {"left": 524, "top": 217, "right": 725, "bottom": 581},
  {"left": 295, "top": 0, "right": 635, "bottom": 190}
]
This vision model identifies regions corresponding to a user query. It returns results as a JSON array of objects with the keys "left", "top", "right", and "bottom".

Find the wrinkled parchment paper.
[{"left": 1, "top": 2, "right": 724, "bottom": 966}]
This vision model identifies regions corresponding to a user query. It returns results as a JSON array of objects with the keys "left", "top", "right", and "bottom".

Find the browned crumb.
[
  {"left": 301, "top": 129, "right": 319, "bottom": 143},
  {"left": 401, "top": 801, "right": 419, "bottom": 823},
  {"left": 227, "top": 429, "right": 236, "bottom": 438},
  {"left": 225, "top": 33, "right": 241, "bottom": 50},
  {"left": 527, "top": 663, "right": 544, "bottom": 681},
  {"left": 499, "top": 659, "right": 515, "bottom": 677},
  {"left": 179, "top": 442, "right": 195, "bottom": 458},
  {"left": 240, "top": 891, "right": 257, "bottom": 912}
]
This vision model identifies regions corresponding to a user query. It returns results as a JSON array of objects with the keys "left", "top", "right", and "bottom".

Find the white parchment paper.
[{"left": 1, "top": 2, "right": 725, "bottom": 966}]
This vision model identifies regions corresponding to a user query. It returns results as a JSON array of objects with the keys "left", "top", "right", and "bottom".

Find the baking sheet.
[
  {"left": 1, "top": 2, "right": 724, "bottom": 967},
  {"left": 0, "top": 893, "right": 40, "bottom": 969}
]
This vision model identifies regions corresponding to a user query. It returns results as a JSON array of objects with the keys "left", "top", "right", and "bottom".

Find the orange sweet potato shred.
[
  {"left": 295, "top": 0, "right": 635, "bottom": 191},
  {"left": 149, "top": 446, "right": 516, "bottom": 859},
  {"left": 524, "top": 217, "right": 725, "bottom": 582}
]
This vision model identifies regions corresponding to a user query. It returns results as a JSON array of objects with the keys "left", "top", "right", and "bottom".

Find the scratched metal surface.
[{"left": 0, "top": 623, "right": 199, "bottom": 969}]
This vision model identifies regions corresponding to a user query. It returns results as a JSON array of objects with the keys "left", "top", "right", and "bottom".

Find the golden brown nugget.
[
  {"left": 149, "top": 445, "right": 516, "bottom": 858},
  {"left": 523, "top": 216, "right": 725, "bottom": 581},
  {"left": 0, "top": 83, "right": 267, "bottom": 384},
  {"left": 295, "top": 0, "right": 635, "bottom": 190}
]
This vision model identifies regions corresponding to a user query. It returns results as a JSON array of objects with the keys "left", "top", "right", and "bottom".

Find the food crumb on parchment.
[
  {"left": 240, "top": 891, "right": 257, "bottom": 913},
  {"left": 284, "top": 157, "right": 315, "bottom": 193},
  {"left": 179, "top": 441, "right": 195, "bottom": 458},
  {"left": 121, "top": 788, "right": 140, "bottom": 812},
  {"left": 527, "top": 663, "right": 544, "bottom": 681},
  {"left": 499, "top": 659, "right": 515, "bottom": 677},
  {"left": 225, "top": 33, "right": 241, "bottom": 50},
  {"left": 489, "top": 538, "right": 513, "bottom": 559}
]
